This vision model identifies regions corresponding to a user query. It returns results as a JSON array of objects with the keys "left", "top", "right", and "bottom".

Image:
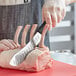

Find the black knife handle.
[{"left": 37, "top": 21, "right": 46, "bottom": 34}]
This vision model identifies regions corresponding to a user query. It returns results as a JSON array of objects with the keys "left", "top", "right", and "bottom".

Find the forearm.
[{"left": 66, "top": 0, "right": 76, "bottom": 5}]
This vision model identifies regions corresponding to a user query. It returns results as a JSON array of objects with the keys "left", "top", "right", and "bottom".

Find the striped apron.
[{"left": 0, "top": 0, "right": 50, "bottom": 48}]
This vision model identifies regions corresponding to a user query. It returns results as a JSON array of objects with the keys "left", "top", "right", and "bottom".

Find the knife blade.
[{"left": 10, "top": 21, "right": 46, "bottom": 66}]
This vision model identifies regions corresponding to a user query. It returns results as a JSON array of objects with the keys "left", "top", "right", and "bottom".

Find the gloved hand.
[
  {"left": 0, "top": 24, "right": 52, "bottom": 72},
  {"left": 42, "top": 0, "right": 66, "bottom": 30}
]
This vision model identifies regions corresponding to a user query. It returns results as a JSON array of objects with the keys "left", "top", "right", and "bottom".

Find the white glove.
[{"left": 42, "top": 0, "right": 66, "bottom": 30}]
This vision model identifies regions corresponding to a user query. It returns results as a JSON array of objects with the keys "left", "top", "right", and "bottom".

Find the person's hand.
[{"left": 42, "top": 0, "right": 66, "bottom": 30}]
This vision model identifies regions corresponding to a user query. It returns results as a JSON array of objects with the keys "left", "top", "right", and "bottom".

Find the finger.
[
  {"left": 39, "top": 24, "right": 49, "bottom": 48},
  {"left": 21, "top": 25, "right": 30, "bottom": 48},
  {"left": 57, "top": 12, "right": 62, "bottom": 23},
  {"left": 61, "top": 9, "right": 66, "bottom": 20},
  {"left": 14, "top": 26, "right": 23, "bottom": 47},
  {"left": 56, "top": 7, "right": 62, "bottom": 23},
  {"left": 51, "top": 12, "right": 57, "bottom": 27},
  {"left": 0, "top": 39, "right": 14, "bottom": 49},
  {"left": 48, "top": 6, "right": 56, "bottom": 29},
  {"left": 0, "top": 43, "right": 10, "bottom": 52},
  {"left": 8, "top": 39, "right": 17, "bottom": 49},
  {"left": 30, "top": 24, "right": 37, "bottom": 40},
  {"left": 44, "top": 11, "right": 52, "bottom": 30}
]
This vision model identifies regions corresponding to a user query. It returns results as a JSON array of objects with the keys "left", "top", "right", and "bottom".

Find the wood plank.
[
  {"left": 50, "top": 41, "right": 74, "bottom": 51},
  {"left": 49, "top": 26, "right": 74, "bottom": 36},
  {"left": 63, "top": 12, "right": 74, "bottom": 21}
]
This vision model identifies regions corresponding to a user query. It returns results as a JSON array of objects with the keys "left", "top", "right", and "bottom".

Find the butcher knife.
[{"left": 10, "top": 21, "right": 46, "bottom": 66}]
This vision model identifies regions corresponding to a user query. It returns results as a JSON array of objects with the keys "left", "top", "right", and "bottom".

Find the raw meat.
[
  {"left": 0, "top": 47, "right": 53, "bottom": 72},
  {"left": 0, "top": 24, "right": 53, "bottom": 72},
  {"left": 22, "top": 47, "right": 53, "bottom": 72}
]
